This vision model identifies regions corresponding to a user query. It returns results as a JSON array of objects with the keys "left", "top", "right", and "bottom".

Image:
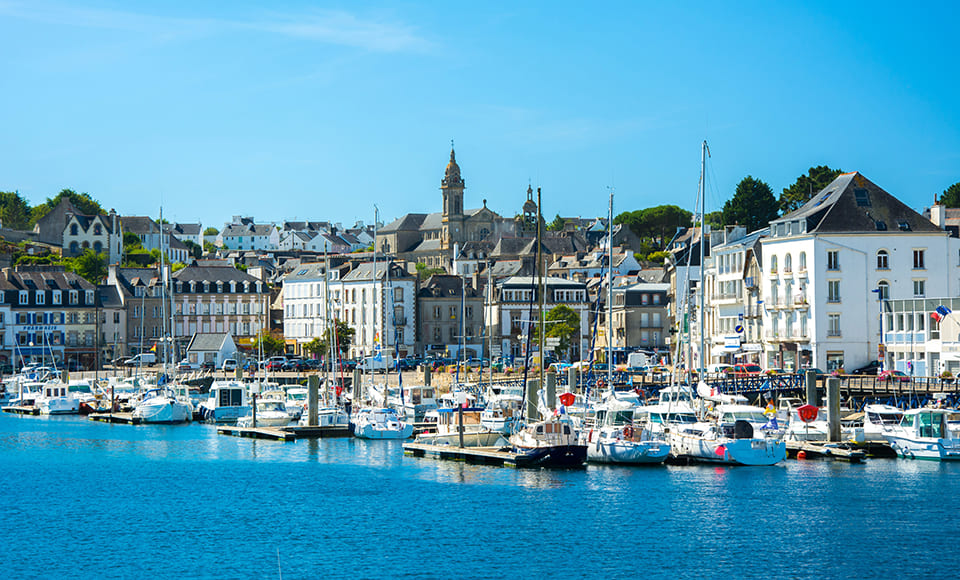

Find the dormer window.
[
  {"left": 85, "top": 290, "right": 94, "bottom": 304},
  {"left": 19, "top": 291, "right": 28, "bottom": 305},
  {"left": 69, "top": 290, "right": 78, "bottom": 305},
  {"left": 35, "top": 291, "right": 44, "bottom": 305},
  {"left": 52, "top": 291, "right": 61, "bottom": 305}
]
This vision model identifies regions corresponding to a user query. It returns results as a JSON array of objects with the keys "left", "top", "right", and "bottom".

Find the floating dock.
[
  {"left": 403, "top": 442, "right": 535, "bottom": 468},
  {"left": 2, "top": 406, "right": 39, "bottom": 416},
  {"left": 88, "top": 412, "right": 142, "bottom": 424},
  {"left": 217, "top": 425, "right": 296, "bottom": 441},
  {"left": 786, "top": 440, "right": 866, "bottom": 463},
  {"left": 282, "top": 425, "right": 352, "bottom": 438}
]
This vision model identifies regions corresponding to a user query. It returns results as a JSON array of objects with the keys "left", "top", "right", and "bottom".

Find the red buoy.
[{"left": 797, "top": 450, "right": 807, "bottom": 460}]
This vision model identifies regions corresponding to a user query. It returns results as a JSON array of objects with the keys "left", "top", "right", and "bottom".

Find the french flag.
[{"left": 933, "top": 305, "right": 952, "bottom": 322}]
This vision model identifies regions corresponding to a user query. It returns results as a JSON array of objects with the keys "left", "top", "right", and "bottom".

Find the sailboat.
[
  {"left": 665, "top": 142, "right": 786, "bottom": 465},
  {"left": 580, "top": 189, "right": 670, "bottom": 465},
  {"left": 507, "top": 186, "right": 587, "bottom": 468},
  {"left": 132, "top": 208, "right": 191, "bottom": 424}
]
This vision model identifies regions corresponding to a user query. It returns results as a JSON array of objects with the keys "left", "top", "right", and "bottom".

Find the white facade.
[{"left": 762, "top": 226, "right": 959, "bottom": 372}]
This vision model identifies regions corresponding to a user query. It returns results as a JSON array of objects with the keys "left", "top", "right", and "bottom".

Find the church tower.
[
  {"left": 440, "top": 143, "right": 465, "bottom": 251},
  {"left": 521, "top": 184, "right": 539, "bottom": 234}
]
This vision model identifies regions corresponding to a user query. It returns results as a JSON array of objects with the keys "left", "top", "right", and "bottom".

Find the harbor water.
[{"left": 1, "top": 413, "right": 957, "bottom": 579}]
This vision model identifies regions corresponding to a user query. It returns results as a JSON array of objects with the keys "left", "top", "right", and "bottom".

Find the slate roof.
[
  {"left": 775, "top": 172, "right": 942, "bottom": 235},
  {"left": 186, "top": 333, "right": 231, "bottom": 352},
  {"left": 418, "top": 274, "right": 479, "bottom": 298},
  {"left": 221, "top": 223, "right": 276, "bottom": 237},
  {"left": 98, "top": 285, "right": 123, "bottom": 308},
  {"left": 4, "top": 266, "right": 94, "bottom": 290},
  {"left": 341, "top": 261, "right": 413, "bottom": 282},
  {"left": 121, "top": 216, "right": 158, "bottom": 235},
  {"left": 173, "top": 262, "right": 262, "bottom": 285},
  {"left": 380, "top": 214, "right": 427, "bottom": 233}
]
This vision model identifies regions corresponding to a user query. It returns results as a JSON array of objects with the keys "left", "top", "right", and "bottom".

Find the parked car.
[
  {"left": 200, "top": 360, "right": 215, "bottom": 371},
  {"left": 221, "top": 359, "right": 237, "bottom": 372},
  {"left": 800, "top": 367, "right": 827, "bottom": 377},
  {"left": 177, "top": 359, "right": 199, "bottom": 371},
  {"left": 303, "top": 358, "right": 322, "bottom": 370},
  {"left": 878, "top": 370, "right": 911, "bottom": 383},
  {"left": 852, "top": 361, "right": 882, "bottom": 375},
  {"left": 731, "top": 363, "right": 763, "bottom": 376},
  {"left": 283, "top": 359, "right": 308, "bottom": 372}
]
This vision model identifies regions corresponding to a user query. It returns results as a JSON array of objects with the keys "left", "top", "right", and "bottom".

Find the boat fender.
[
  {"left": 797, "top": 450, "right": 807, "bottom": 460},
  {"left": 623, "top": 426, "right": 633, "bottom": 439},
  {"left": 588, "top": 428, "right": 593, "bottom": 442}
]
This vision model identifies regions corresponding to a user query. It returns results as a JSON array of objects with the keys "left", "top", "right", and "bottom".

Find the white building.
[
  {"left": 761, "top": 172, "right": 960, "bottom": 373},
  {"left": 217, "top": 216, "right": 279, "bottom": 251},
  {"left": 283, "top": 261, "right": 416, "bottom": 360},
  {"left": 489, "top": 276, "right": 590, "bottom": 363},
  {"left": 62, "top": 210, "right": 123, "bottom": 264}
]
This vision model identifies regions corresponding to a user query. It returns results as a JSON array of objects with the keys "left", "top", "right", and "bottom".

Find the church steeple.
[{"left": 441, "top": 141, "right": 465, "bottom": 251}]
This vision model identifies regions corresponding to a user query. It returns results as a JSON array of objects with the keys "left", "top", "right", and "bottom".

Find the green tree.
[
  {"left": 123, "top": 231, "right": 142, "bottom": 249},
  {"left": 253, "top": 331, "right": 286, "bottom": 356},
  {"left": 938, "top": 181, "right": 960, "bottom": 208},
  {"left": 779, "top": 165, "right": 843, "bottom": 214},
  {"left": 704, "top": 211, "right": 723, "bottom": 230},
  {"left": 0, "top": 191, "right": 32, "bottom": 230},
  {"left": 203, "top": 241, "right": 217, "bottom": 254},
  {"left": 302, "top": 337, "right": 325, "bottom": 357},
  {"left": 30, "top": 189, "right": 104, "bottom": 226},
  {"left": 722, "top": 176, "right": 779, "bottom": 232},
  {"left": 646, "top": 250, "right": 671, "bottom": 265},
  {"left": 416, "top": 262, "right": 445, "bottom": 278},
  {"left": 72, "top": 249, "right": 107, "bottom": 284},
  {"left": 317, "top": 320, "right": 355, "bottom": 358},
  {"left": 547, "top": 214, "right": 566, "bottom": 231},
  {"left": 203, "top": 227, "right": 219, "bottom": 236},
  {"left": 183, "top": 240, "right": 202, "bottom": 259},
  {"left": 534, "top": 304, "right": 580, "bottom": 361},
  {"left": 615, "top": 205, "right": 693, "bottom": 250}
]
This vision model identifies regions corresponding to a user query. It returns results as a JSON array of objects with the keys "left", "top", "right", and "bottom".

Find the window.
[
  {"left": 52, "top": 291, "right": 61, "bottom": 305},
  {"left": 70, "top": 224, "right": 78, "bottom": 235},
  {"left": 784, "top": 253, "right": 792, "bottom": 272},
  {"left": 799, "top": 252, "right": 807, "bottom": 271},
  {"left": 449, "top": 306, "right": 457, "bottom": 320},
  {"left": 913, "top": 279, "right": 926, "bottom": 298},
  {"left": 827, "top": 314, "right": 841, "bottom": 337},
  {"left": 770, "top": 255, "right": 778, "bottom": 273},
  {"left": 69, "top": 290, "right": 78, "bottom": 305},
  {"left": 827, "top": 250, "right": 840, "bottom": 270},
  {"left": 35, "top": 291, "right": 44, "bottom": 305},
  {"left": 827, "top": 280, "right": 840, "bottom": 302},
  {"left": 18, "top": 291, "right": 27, "bottom": 305},
  {"left": 877, "top": 281, "right": 890, "bottom": 300},
  {"left": 434, "top": 306, "right": 441, "bottom": 319},
  {"left": 93, "top": 224, "right": 102, "bottom": 235},
  {"left": 913, "top": 249, "right": 925, "bottom": 269},
  {"left": 86, "top": 290, "right": 94, "bottom": 304},
  {"left": 393, "top": 287, "right": 404, "bottom": 302},
  {"left": 877, "top": 250, "right": 889, "bottom": 270}
]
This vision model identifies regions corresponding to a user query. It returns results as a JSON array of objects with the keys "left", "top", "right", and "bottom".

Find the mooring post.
[
  {"left": 826, "top": 377, "right": 841, "bottom": 442},
  {"left": 307, "top": 374, "right": 319, "bottom": 426},
  {"left": 546, "top": 371, "right": 557, "bottom": 410},
  {"left": 526, "top": 379, "right": 540, "bottom": 423},
  {"left": 805, "top": 370, "right": 818, "bottom": 406}
]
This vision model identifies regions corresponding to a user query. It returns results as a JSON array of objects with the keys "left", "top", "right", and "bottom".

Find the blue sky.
[{"left": 1, "top": 1, "right": 958, "bottom": 231}]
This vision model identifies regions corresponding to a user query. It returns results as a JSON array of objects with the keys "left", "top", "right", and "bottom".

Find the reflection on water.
[{"left": 2, "top": 413, "right": 960, "bottom": 579}]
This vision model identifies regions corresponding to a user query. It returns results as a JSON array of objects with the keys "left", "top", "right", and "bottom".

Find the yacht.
[
  {"left": 863, "top": 404, "right": 904, "bottom": 441},
  {"left": 480, "top": 386, "right": 523, "bottom": 434},
  {"left": 509, "top": 418, "right": 586, "bottom": 468},
  {"left": 415, "top": 407, "right": 504, "bottom": 446},
  {"left": 352, "top": 407, "right": 413, "bottom": 439},
  {"left": 582, "top": 398, "right": 669, "bottom": 465},
  {"left": 883, "top": 408, "right": 960, "bottom": 460},
  {"left": 237, "top": 397, "right": 292, "bottom": 427},
  {"left": 198, "top": 380, "right": 251, "bottom": 424},
  {"left": 35, "top": 380, "right": 80, "bottom": 415},
  {"left": 299, "top": 405, "right": 350, "bottom": 427},
  {"left": 132, "top": 387, "right": 192, "bottom": 424}
]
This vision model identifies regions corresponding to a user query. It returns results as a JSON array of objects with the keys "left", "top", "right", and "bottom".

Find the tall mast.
[
  {"left": 536, "top": 187, "right": 545, "bottom": 393},
  {"left": 607, "top": 189, "right": 613, "bottom": 388},
  {"left": 373, "top": 206, "right": 379, "bottom": 363},
  {"left": 698, "top": 140, "right": 707, "bottom": 380}
]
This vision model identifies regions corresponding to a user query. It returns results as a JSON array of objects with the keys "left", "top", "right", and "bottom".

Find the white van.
[
  {"left": 627, "top": 352, "right": 650, "bottom": 371},
  {"left": 358, "top": 356, "right": 392, "bottom": 373},
  {"left": 124, "top": 353, "right": 156, "bottom": 366}
]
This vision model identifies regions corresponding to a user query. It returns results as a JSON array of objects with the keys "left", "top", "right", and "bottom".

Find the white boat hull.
[
  {"left": 237, "top": 412, "right": 291, "bottom": 427},
  {"left": 415, "top": 430, "right": 504, "bottom": 447},
  {"left": 587, "top": 439, "right": 670, "bottom": 464},
  {"left": 670, "top": 432, "right": 786, "bottom": 466},
  {"left": 39, "top": 398, "right": 80, "bottom": 415},
  {"left": 885, "top": 436, "right": 960, "bottom": 461},
  {"left": 354, "top": 423, "right": 414, "bottom": 439},
  {"left": 133, "top": 397, "right": 191, "bottom": 424}
]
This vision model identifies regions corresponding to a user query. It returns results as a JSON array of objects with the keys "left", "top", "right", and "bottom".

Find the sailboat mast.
[
  {"left": 536, "top": 187, "right": 545, "bottom": 394},
  {"left": 607, "top": 189, "right": 613, "bottom": 388},
  {"left": 698, "top": 140, "right": 707, "bottom": 379}
]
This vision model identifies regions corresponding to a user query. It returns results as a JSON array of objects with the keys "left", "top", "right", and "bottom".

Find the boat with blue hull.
[{"left": 509, "top": 418, "right": 586, "bottom": 468}]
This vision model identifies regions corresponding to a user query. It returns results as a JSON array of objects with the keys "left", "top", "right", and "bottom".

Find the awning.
[{"left": 711, "top": 345, "right": 738, "bottom": 355}]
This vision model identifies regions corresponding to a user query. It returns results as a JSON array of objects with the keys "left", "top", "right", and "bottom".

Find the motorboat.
[
  {"left": 237, "top": 398, "right": 292, "bottom": 427},
  {"left": 283, "top": 387, "right": 308, "bottom": 421},
  {"left": 299, "top": 405, "right": 350, "bottom": 427},
  {"left": 132, "top": 387, "right": 192, "bottom": 424},
  {"left": 415, "top": 407, "right": 504, "bottom": 446},
  {"left": 863, "top": 404, "right": 904, "bottom": 441},
  {"left": 352, "top": 407, "right": 413, "bottom": 439},
  {"left": 198, "top": 380, "right": 251, "bottom": 424},
  {"left": 582, "top": 398, "right": 669, "bottom": 465},
  {"left": 480, "top": 385, "right": 523, "bottom": 434},
  {"left": 883, "top": 408, "right": 960, "bottom": 460},
  {"left": 35, "top": 380, "right": 80, "bottom": 415},
  {"left": 508, "top": 418, "right": 586, "bottom": 468}
]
